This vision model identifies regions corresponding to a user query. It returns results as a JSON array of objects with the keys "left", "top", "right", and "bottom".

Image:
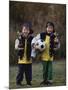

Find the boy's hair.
[
  {"left": 46, "top": 21, "right": 55, "bottom": 32},
  {"left": 21, "top": 22, "right": 33, "bottom": 34}
]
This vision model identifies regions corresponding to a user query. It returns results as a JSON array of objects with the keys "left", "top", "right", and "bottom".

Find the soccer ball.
[
  {"left": 31, "top": 39, "right": 46, "bottom": 58},
  {"left": 35, "top": 39, "right": 46, "bottom": 52}
]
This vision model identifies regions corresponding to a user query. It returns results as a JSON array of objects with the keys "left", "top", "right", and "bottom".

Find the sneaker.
[
  {"left": 27, "top": 82, "right": 32, "bottom": 86},
  {"left": 40, "top": 80, "right": 47, "bottom": 85},
  {"left": 46, "top": 80, "right": 53, "bottom": 85},
  {"left": 16, "top": 82, "right": 23, "bottom": 86}
]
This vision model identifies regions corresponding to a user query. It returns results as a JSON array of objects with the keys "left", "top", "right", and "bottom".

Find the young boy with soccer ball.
[{"left": 31, "top": 22, "right": 60, "bottom": 85}]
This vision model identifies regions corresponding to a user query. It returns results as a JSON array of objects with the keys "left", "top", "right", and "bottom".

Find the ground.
[{"left": 9, "top": 60, "right": 66, "bottom": 89}]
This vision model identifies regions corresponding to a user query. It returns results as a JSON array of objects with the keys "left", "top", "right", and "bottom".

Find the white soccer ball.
[
  {"left": 35, "top": 39, "right": 46, "bottom": 52},
  {"left": 31, "top": 39, "right": 46, "bottom": 58}
]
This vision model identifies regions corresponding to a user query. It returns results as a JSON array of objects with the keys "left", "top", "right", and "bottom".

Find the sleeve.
[
  {"left": 31, "top": 34, "right": 40, "bottom": 45},
  {"left": 15, "top": 39, "right": 19, "bottom": 50},
  {"left": 31, "top": 34, "right": 40, "bottom": 58}
]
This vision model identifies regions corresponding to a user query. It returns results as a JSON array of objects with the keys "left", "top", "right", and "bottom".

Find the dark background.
[{"left": 9, "top": 1, "right": 66, "bottom": 65}]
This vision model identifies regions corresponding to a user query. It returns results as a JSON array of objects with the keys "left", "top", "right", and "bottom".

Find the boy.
[
  {"left": 15, "top": 23, "right": 33, "bottom": 86},
  {"left": 31, "top": 22, "right": 60, "bottom": 85}
]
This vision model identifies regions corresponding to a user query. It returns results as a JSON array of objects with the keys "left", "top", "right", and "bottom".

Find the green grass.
[{"left": 9, "top": 60, "right": 66, "bottom": 89}]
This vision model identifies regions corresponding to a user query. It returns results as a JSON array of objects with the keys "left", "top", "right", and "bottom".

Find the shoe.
[
  {"left": 46, "top": 80, "right": 53, "bottom": 85},
  {"left": 27, "top": 82, "right": 32, "bottom": 86},
  {"left": 26, "top": 84, "right": 32, "bottom": 87},
  {"left": 16, "top": 82, "right": 23, "bottom": 86},
  {"left": 40, "top": 80, "right": 47, "bottom": 85},
  {"left": 26, "top": 83, "right": 32, "bottom": 87},
  {"left": 40, "top": 80, "right": 53, "bottom": 85}
]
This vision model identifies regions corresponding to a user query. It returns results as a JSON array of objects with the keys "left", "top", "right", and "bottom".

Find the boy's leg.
[
  {"left": 25, "top": 64, "right": 32, "bottom": 85},
  {"left": 42, "top": 61, "right": 48, "bottom": 81},
  {"left": 40, "top": 61, "right": 49, "bottom": 85},
  {"left": 16, "top": 64, "right": 24, "bottom": 85},
  {"left": 47, "top": 61, "right": 53, "bottom": 83}
]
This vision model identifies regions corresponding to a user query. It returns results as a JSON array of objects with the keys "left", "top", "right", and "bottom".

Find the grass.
[{"left": 9, "top": 60, "right": 66, "bottom": 89}]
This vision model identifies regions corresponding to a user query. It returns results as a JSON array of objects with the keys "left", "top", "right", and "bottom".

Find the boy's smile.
[
  {"left": 22, "top": 26, "right": 30, "bottom": 37},
  {"left": 46, "top": 26, "right": 53, "bottom": 33}
]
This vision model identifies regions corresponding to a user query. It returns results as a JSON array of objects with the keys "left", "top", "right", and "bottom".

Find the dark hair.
[
  {"left": 22, "top": 23, "right": 30, "bottom": 30},
  {"left": 46, "top": 21, "right": 55, "bottom": 32},
  {"left": 21, "top": 22, "right": 33, "bottom": 34}
]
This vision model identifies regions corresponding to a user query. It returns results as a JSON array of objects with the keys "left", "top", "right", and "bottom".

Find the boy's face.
[
  {"left": 22, "top": 26, "right": 30, "bottom": 37},
  {"left": 46, "top": 25, "right": 54, "bottom": 33}
]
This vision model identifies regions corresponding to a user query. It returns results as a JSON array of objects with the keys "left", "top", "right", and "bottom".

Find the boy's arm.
[
  {"left": 31, "top": 34, "right": 40, "bottom": 58},
  {"left": 15, "top": 39, "right": 24, "bottom": 50},
  {"left": 31, "top": 34, "right": 40, "bottom": 46}
]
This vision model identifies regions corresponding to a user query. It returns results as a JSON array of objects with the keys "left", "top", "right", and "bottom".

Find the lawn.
[{"left": 9, "top": 60, "right": 66, "bottom": 89}]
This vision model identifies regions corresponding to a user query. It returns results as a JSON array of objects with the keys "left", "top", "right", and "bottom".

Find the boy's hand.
[
  {"left": 35, "top": 44, "right": 39, "bottom": 49},
  {"left": 32, "top": 43, "right": 36, "bottom": 48}
]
